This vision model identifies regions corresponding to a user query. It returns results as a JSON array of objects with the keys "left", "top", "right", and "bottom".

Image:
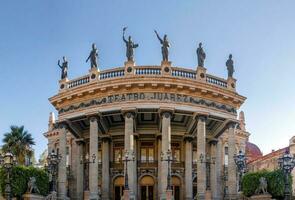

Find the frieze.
[{"left": 58, "top": 92, "right": 237, "bottom": 115}]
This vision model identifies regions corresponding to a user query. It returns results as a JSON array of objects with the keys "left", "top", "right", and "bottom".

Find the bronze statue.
[
  {"left": 27, "top": 177, "right": 40, "bottom": 194},
  {"left": 226, "top": 54, "right": 235, "bottom": 78},
  {"left": 57, "top": 56, "right": 68, "bottom": 79},
  {"left": 123, "top": 27, "right": 139, "bottom": 62},
  {"left": 86, "top": 43, "right": 98, "bottom": 69},
  {"left": 196, "top": 42, "right": 206, "bottom": 67},
  {"left": 154, "top": 30, "right": 170, "bottom": 61}
]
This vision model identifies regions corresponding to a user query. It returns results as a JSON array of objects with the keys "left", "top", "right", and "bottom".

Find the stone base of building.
[
  {"left": 160, "top": 190, "right": 174, "bottom": 200},
  {"left": 250, "top": 194, "right": 272, "bottom": 200},
  {"left": 22, "top": 193, "right": 45, "bottom": 200},
  {"left": 123, "top": 189, "right": 135, "bottom": 200}
]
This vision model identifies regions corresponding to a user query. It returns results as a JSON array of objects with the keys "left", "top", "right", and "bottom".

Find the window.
[
  {"left": 193, "top": 150, "right": 198, "bottom": 164},
  {"left": 224, "top": 146, "right": 229, "bottom": 166},
  {"left": 97, "top": 150, "right": 102, "bottom": 163},
  {"left": 140, "top": 142, "right": 154, "bottom": 163},
  {"left": 113, "top": 143, "right": 124, "bottom": 163}
]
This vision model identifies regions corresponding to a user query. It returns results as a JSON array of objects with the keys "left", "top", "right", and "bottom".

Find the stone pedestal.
[
  {"left": 161, "top": 61, "right": 172, "bottom": 76},
  {"left": 250, "top": 194, "right": 272, "bottom": 200},
  {"left": 22, "top": 193, "right": 45, "bottom": 200},
  {"left": 160, "top": 189, "right": 174, "bottom": 200},
  {"left": 227, "top": 77, "right": 236, "bottom": 91},
  {"left": 122, "top": 190, "right": 135, "bottom": 200},
  {"left": 196, "top": 66, "right": 207, "bottom": 82},
  {"left": 89, "top": 67, "right": 100, "bottom": 82}
]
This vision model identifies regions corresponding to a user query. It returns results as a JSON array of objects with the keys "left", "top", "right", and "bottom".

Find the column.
[
  {"left": 76, "top": 140, "right": 84, "bottom": 199},
  {"left": 210, "top": 140, "right": 218, "bottom": 200},
  {"left": 215, "top": 139, "right": 223, "bottom": 199},
  {"left": 124, "top": 112, "right": 136, "bottom": 196},
  {"left": 197, "top": 115, "right": 207, "bottom": 200},
  {"left": 58, "top": 123, "right": 68, "bottom": 199},
  {"left": 227, "top": 122, "right": 237, "bottom": 199},
  {"left": 184, "top": 136, "right": 193, "bottom": 200},
  {"left": 89, "top": 116, "right": 99, "bottom": 200},
  {"left": 160, "top": 111, "right": 172, "bottom": 196},
  {"left": 101, "top": 137, "right": 110, "bottom": 200}
]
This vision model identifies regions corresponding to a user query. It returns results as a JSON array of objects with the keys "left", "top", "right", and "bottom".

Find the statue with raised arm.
[
  {"left": 123, "top": 27, "right": 139, "bottom": 62},
  {"left": 226, "top": 54, "right": 235, "bottom": 78},
  {"left": 57, "top": 56, "right": 68, "bottom": 79},
  {"left": 154, "top": 30, "right": 170, "bottom": 61},
  {"left": 86, "top": 43, "right": 98, "bottom": 69},
  {"left": 196, "top": 42, "right": 206, "bottom": 67}
]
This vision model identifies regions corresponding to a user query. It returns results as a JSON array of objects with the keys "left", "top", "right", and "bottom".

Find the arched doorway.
[
  {"left": 113, "top": 176, "right": 124, "bottom": 200},
  {"left": 140, "top": 175, "right": 155, "bottom": 200},
  {"left": 172, "top": 176, "right": 181, "bottom": 200}
]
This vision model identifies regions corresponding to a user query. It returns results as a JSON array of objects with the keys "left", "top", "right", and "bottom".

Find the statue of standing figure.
[
  {"left": 154, "top": 30, "right": 170, "bottom": 61},
  {"left": 226, "top": 54, "right": 235, "bottom": 78},
  {"left": 196, "top": 42, "right": 206, "bottom": 67},
  {"left": 57, "top": 56, "right": 68, "bottom": 79},
  {"left": 123, "top": 27, "right": 139, "bottom": 62},
  {"left": 86, "top": 43, "right": 98, "bottom": 69}
]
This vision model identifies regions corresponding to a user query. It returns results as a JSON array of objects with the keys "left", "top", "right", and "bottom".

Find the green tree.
[{"left": 2, "top": 125, "right": 35, "bottom": 165}]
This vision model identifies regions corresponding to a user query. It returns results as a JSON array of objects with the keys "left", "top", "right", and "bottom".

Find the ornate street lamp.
[
  {"left": 234, "top": 150, "right": 247, "bottom": 192},
  {"left": 0, "top": 151, "right": 17, "bottom": 200},
  {"left": 80, "top": 153, "right": 96, "bottom": 190},
  {"left": 46, "top": 150, "right": 61, "bottom": 193},
  {"left": 278, "top": 149, "right": 295, "bottom": 200},
  {"left": 122, "top": 150, "right": 135, "bottom": 190},
  {"left": 160, "top": 149, "right": 175, "bottom": 191}
]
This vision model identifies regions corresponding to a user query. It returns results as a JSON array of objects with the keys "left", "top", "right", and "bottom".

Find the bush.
[
  {"left": 242, "top": 169, "right": 292, "bottom": 199},
  {"left": 0, "top": 165, "right": 49, "bottom": 199}
]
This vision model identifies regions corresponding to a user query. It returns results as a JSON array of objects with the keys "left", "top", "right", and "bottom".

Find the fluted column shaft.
[
  {"left": 215, "top": 139, "right": 223, "bottom": 199},
  {"left": 124, "top": 112, "right": 136, "bottom": 197},
  {"left": 228, "top": 123, "right": 237, "bottom": 199},
  {"left": 157, "top": 136, "right": 162, "bottom": 198},
  {"left": 89, "top": 117, "right": 99, "bottom": 200},
  {"left": 160, "top": 112, "right": 172, "bottom": 196},
  {"left": 101, "top": 137, "right": 110, "bottom": 200},
  {"left": 197, "top": 116, "right": 207, "bottom": 200},
  {"left": 184, "top": 137, "right": 193, "bottom": 200},
  {"left": 58, "top": 124, "right": 68, "bottom": 199}
]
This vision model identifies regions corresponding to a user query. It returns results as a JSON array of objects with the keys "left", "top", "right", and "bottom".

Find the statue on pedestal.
[
  {"left": 154, "top": 30, "right": 170, "bottom": 61},
  {"left": 123, "top": 27, "right": 139, "bottom": 62},
  {"left": 57, "top": 56, "right": 68, "bottom": 79},
  {"left": 27, "top": 177, "right": 40, "bottom": 194},
  {"left": 196, "top": 42, "right": 206, "bottom": 67},
  {"left": 86, "top": 43, "right": 98, "bottom": 69},
  {"left": 226, "top": 54, "right": 235, "bottom": 78},
  {"left": 255, "top": 177, "right": 268, "bottom": 194}
]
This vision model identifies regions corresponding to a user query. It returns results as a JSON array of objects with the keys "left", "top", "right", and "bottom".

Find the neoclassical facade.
[{"left": 44, "top": 60, "right": 249, "bottom": 200}]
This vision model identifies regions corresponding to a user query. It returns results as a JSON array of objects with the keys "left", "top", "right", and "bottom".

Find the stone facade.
[{"left": 44, "top": 63, "right": 249, "bottom": 200}]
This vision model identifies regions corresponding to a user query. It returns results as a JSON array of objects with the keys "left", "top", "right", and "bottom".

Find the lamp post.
[
  {"left": 160, "top": 149, "right": 175, "bottom": 191},
  {"left": 278, "top": 149, "right": 295, "bottom": 200},
  {"left": 234, "top": 150, "right": 247, "bottom": 192},
  {"left": 80, "top": 153, "right": 96, "bottom": 191},
  {"left": 0, "top": 151, "right": 17, "bottom": 200},
  {"left": 122, "top": 150, "right": 135, "bottom": 190},
  {"left": 46, "top": 150, "right": 61, "bottom": 193}
]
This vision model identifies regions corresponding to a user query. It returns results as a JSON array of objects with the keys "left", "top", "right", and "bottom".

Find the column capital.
[
  {"left": 101, "top": 135, "right": 112, "bottom": 143},
  {"left": 195, "top": 113, "right": 209, "bottom": 122},
  {"left": 159, "top": 108, "right": 174, "bottom": 118},
  {"left": 88, "top": 115, "right": 100, "bottom": 122},
  {"left": 55, "top": 121, "right": 68, "bottom": 129},
  {"left": 75, "top": 138, "right": 85, "bottom": 146},
  {"left": 209, "top": 139, "right": 218, "bottom": 146},
  {"left": 183, "top": 135, "right": 194, "bottom": 142},
  {"left": 227, "top": 121, "right": 238, "bottom": 129},
  {"left": 122, "top": 108, "right": 137, "bottom": 118}
]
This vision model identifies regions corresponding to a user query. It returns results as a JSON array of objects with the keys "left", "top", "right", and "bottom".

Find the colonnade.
[{"left": 56, "top": 111, "right": 238, "bottom": 200}]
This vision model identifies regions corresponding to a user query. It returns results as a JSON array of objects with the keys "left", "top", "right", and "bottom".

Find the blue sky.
[{"left": 0, "top": 0, "right": 295, "bottom": 159}]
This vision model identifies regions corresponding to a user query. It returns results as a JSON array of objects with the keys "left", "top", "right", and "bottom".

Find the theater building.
[{"left": 44, "top": 59, "right": 249, "bottom": 200}]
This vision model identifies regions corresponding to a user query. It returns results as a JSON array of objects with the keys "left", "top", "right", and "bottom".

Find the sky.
[{"left": 0, "top": 0, "right": 295, "bottom": 159}]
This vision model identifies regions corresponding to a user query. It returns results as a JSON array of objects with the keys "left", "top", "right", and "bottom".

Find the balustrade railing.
[
  {"left": 172, "top": 68, "right": 196, "bottom": 79},
  {"left": 68, "top": 75, "right": 90, "bottom": 88},
  {"left": 100, "top": 68, "right": 125, "bottom": 80},
  {"left": 63, "top": 66, "right": 230, "bottom": 90},
  {"left": 135, "top": 67, "right": 161, "bottom": 75},
  {"left": 206, "top": 75, "right": 227, "bottom": 88}
]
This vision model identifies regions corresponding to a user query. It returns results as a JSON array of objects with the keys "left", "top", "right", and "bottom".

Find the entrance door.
[
  {"left": 141, "top": 185, "right": 153, "bottom": 200},
  {"left": 114, "top": 176, "right": 124, "bottom": 200}
]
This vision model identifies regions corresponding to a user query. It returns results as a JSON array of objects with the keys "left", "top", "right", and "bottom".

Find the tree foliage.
[
  {"left": 0, "top": 165, "right": 49, "bottom": 199},
  {"left": 2, "top": 125, "right": 35, "bottom": 165},
  {"left": 242, "top": 169, "right": 292, "bottom": 199}
]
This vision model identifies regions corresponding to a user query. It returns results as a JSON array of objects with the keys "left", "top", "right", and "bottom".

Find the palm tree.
[{"left": 2, "top": 125, "right": 35, "bottom": 165}]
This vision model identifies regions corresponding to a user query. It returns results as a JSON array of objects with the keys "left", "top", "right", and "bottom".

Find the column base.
[
  {"left": 89, "top": 192, "right": 100, "bottom": 200},
  {"left": 123, "top": 189, "right": 136, "bottom": 200},
  {"left": 197, "top": 192, "right": 205, "bottom": 200},
  {"left": 160, "top": 190, "right": 174, "bottom": 200},
  {"left": 225, "top": 194, "right": 237, "bottom": 200}
]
